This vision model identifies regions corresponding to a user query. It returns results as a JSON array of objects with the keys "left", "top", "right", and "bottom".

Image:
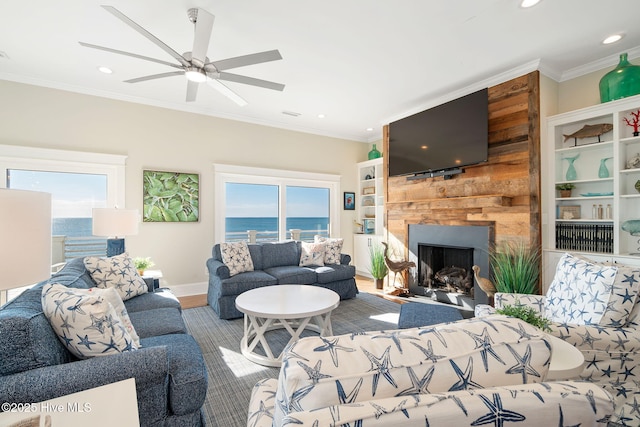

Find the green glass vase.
[
  {"left": 368, "top": 144, "right": 381, "bottom": 160},
  {"left": 599, "top": 53, "right": 640, "bottom": 103}
]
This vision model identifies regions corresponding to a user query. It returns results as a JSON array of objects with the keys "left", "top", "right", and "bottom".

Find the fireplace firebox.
[
  {"left": 408, "top": 224, "right": 492, "bottom": 308},
  {"left": 418, "top": 244, "right": 474, "bottom": 296}
]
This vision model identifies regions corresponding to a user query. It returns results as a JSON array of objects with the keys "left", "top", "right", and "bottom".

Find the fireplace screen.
[{"left": 418, "top": 244, "right": 474, "bottom": 296}]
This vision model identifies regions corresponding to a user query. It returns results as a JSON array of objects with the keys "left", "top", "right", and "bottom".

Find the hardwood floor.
[{"left": 176, "top": 275, "right": 406, "bottom": 309}]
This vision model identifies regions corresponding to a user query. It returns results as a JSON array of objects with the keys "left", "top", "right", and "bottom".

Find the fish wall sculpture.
[{"left": 563, "top": 123, "right": 613, "bottom": 144}]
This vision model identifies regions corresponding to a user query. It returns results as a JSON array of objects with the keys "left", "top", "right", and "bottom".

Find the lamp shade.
[
  {"left": 92, "top": 208, "right": 139, "bottom": 237},
  {"left": 0, "top": 189, "right": 52, "bottom": 291}
]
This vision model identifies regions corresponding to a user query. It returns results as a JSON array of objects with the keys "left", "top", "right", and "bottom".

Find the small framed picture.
[
  {"left": 559, "top": 205, "right": 581, "bottom": 220},
  {"left": 343, "top": 192, "right": 355, "bottom": 210}
]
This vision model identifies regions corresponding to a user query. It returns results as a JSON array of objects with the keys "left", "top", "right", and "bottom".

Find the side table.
[{"left": 142, "top": 269, "right": 163, "bottom": 292}]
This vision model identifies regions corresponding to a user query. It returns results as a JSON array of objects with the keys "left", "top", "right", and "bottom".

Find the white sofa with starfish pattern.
[
  {"left": 475, "top": 252, "right": 640, "bottom": 427},
  {"left": 246, "top": 315, "right": 613, "bottom": 426}
]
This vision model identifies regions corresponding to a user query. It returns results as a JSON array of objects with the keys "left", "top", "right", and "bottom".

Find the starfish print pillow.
[
  {"left": 314, "top": 236, "right": 344, "bottom": 264},
  {"left": 41, "top": 283, "right": 138, "bottom": 359},
  {"left": 220, "top": 241, "right": 255, "bottom": 276},
  {"left": 83, "top": 252, "right": 148, "bottom": 301}
]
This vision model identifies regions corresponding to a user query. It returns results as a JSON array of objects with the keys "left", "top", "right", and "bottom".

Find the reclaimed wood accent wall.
[{"left": 383, "top": 71, "right": 541, "bottom": 256}]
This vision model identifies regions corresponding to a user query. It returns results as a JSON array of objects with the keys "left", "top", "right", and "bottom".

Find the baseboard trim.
[{"left": 168, "top": 281, "right": 207, "bottom": 297}]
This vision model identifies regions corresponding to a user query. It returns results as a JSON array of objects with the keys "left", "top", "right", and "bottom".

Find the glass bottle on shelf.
[
  {"left": 563, "top": 154, "right": 579, "bottom": 181},
  {"left": 598, "top": 157, "right": 612, "bottom": 178}
]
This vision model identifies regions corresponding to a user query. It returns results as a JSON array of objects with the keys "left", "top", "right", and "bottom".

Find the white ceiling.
[{"left": 1, "top": 0, "right": 639, "bottom": 142}]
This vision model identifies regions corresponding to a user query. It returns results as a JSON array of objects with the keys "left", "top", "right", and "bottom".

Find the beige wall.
[
  {"left": 0, "top": 80, "right": 369, "bottom": 294},
  {"left": 558, "top": 71, "right": 603, "bottom": 113}
]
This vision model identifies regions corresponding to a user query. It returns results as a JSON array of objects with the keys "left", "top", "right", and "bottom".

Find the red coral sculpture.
[{"left": 624, "top": 110, "right": 640, "bottom": 136}]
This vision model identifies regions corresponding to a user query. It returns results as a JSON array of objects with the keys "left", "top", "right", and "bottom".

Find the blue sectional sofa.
[
  {"left": 0, "top": 257, "right": 208, "bottom": 427},
  {"left": 207, "top": 240, "right": 358, "bottom": 319}
]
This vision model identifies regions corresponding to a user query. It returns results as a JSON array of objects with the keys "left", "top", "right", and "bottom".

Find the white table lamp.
[
  {"left": 92, "top": 208, "right": 139, "bottom": 257},
  {"left": 0, "top": 189, "right": 52, "bottom": 301}
]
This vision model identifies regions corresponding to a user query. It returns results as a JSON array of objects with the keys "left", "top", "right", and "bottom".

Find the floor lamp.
[
  {"left": 92, "top": 208, "right": 139, "bottom": 257},
  {"left": 0, "top": 189, "right": 52, "bottom": 305}
]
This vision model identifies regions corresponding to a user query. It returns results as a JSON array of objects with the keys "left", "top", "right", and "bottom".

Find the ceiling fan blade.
[
  {"left": 186, "top": 80, "right": 199, "bottom": 102},
  {"left": 207, "top": 50, "right": 282, "bottom": 71},
  {"left": 191, "top": 9, "right": 215, "bottom": 64},
  {"left": 206, "top": 78, "right": 248, "bottom": 106},
  {"left": 102, "top": 5, "right": 190, "bottom": 68},
  {"left": 218, "top": 72, "right": 285, "bottom": 91},
  {"left": 79, "top": 42, "right": 182, "bottom": 69},
  {"left": 124, "top": 71, "right": 184, "bottom": 83}
]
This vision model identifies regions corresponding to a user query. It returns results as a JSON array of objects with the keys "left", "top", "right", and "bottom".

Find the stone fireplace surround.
[{"left": 408, "top": 224, "right": 492, "bottom": 309}]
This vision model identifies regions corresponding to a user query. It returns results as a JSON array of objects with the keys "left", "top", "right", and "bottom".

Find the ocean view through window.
[
  {"left": 223, "top": 176, "right": 332, "bottom": 242},
  {"left": 8, "top": 169, "right": 109, "bottom": 260}
]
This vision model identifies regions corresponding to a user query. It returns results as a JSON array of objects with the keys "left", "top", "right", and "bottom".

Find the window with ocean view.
[
  {"left": 216, "top": 165, "right": 339, "bottom": 243},
  {"left": 8, "top": 169, "right": 109, "bottom": 260},
  {"left": 286, "top": 186, "right": 329, "bottom": 241},
  {"left": 1, "top": 144, "right": 127, "bottom": 266}
]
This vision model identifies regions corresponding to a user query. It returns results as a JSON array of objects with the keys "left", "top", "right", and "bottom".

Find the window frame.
[
  {"left": 213, "top": 164, "right": 341, "bottom": 243},
  {"left": 0, "top": 144, "right": 127, "bottom": 208}
]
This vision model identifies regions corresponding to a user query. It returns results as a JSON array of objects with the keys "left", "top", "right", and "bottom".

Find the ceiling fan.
[{"left": 80, "top": 5, "right": 285, "bottom": 106}]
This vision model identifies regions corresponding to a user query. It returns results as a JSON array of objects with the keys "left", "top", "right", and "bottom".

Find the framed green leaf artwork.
[{"left": 143, "top": 170, "right": 199, "bottom": 222}]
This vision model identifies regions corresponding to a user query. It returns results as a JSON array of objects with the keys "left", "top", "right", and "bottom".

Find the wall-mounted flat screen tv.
[{"left": 388, "top": 88, "right": 489, "bottom": 177}]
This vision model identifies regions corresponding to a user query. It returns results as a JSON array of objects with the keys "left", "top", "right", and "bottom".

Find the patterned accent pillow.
[
  {"left": 41, "top": 283, "right": 138, "bottom": 359},
  {"left": 299, "top": 242, "right": 326, "bottom": 267},
  {"left": 314, "top": 236, "right": 344, "bottom": 264},
  {"left": 83, "top": 253, "right": 148, "bottom": 301},
  {"left": 544, "top": 253, "right": 617, "bottom": 325},
  {"left": 220, "top": 241, "right": 254, "bottom": 276},
  {"left": 69, "top": 287, "right": 140, "bottom": 347},
  {"left": 597, "top": 263, "right": 640, "bottom": 327}
]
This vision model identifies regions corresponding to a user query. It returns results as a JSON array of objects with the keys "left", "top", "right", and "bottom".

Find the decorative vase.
[
  {"left": 368, "top": 144, "right": 381, "bottom": 160},
  {"left": 598, "top": 157, "right": 613, "bottom": 178},
  {"left": 563, "top": 154, "right": 579, "bottom": 181},
  {"left": 599, "top": 53, "right": 640, "bottom": 103},
  {"left": 375, "top": 278, "right": 384, "bottom": 290}
]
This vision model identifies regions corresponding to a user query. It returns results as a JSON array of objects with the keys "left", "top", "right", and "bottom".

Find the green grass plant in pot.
[
  {"left": 496, "top": 302, "right": 551, "bottom": 332},
  {"left": 555, "top": 183, "right": 576, "bottom": 198},
  {"left": 369, "top": 243, "right": 388, "bottom": 289},
  {"left": 133, "top": 256, "right": 155, "bottom": 276},
  {"left": 489, "top": 240, "right": 541, "bottom": 294}
]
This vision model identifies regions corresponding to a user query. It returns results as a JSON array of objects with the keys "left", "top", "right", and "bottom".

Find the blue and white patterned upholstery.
[
  {"left": 220, "top": 241, "right": 255, "bottom": 276},
  {"left": 475, "top": 252, "right": 640, "bottom": 426},
  {"left": 41, "top": 283, "right": 138, "bottom": 359},
  {"left": 83, "top": 252, "right": 148, "bottom": 301},
  {"left": 247, "top": 316, "right": 614, "bottom": 426}
]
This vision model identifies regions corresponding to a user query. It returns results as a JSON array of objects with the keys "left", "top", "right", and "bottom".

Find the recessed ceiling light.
[
  {"left": 366, "top": 127, "right": 374, "bottom": 132},
  {"left": 317, "top": 114, "right": 325, "bottom": 119},
  {"left": 603, "top": 34, "right": 624, "bottom": 44},
  {"left": 97, "top": 66, "right": 113, "bottom": 74},
  {"left": 520, "top": 0, "right": 541, "bottom": 8}
]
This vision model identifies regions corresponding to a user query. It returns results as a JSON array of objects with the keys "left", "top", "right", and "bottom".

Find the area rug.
[{"left": 182, "top": 292, "right": 402, "bottom": 427}]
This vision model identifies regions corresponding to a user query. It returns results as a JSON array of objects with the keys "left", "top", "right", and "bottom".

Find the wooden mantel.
[{"left": 383, "top": 71, "right": 541, "bottom": 254}]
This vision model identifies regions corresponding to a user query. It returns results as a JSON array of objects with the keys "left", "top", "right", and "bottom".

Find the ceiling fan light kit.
[
  {"left": 185, "top": 67, "right": 207, "bottom": 83},
  {"left": 79, "top": 5, "right": 285, "bottom": 105}
]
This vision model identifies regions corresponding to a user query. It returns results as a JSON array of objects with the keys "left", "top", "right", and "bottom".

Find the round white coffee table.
[
  {"left": 546, "top": 334, "right": 585, "bottom": 380},
  {"left": 235, "top": 285, "right": 340, "bottom": 367}
]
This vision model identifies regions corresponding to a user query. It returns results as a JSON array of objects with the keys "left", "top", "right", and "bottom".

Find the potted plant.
[
  {"left": 369, "top": 243, "right": 388, "bottom": 289},
  {"left": 133, "top": 256, "right": 155, "bottom": 276},
  {"left": 495, "top": 302, "right": 551, "bottom": 332},
  {"left": 489, "top": 240, "right": 540, "bottom": 294},
  {"left": 555, "top": 183, "right": 576, "bottom": 198}
]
